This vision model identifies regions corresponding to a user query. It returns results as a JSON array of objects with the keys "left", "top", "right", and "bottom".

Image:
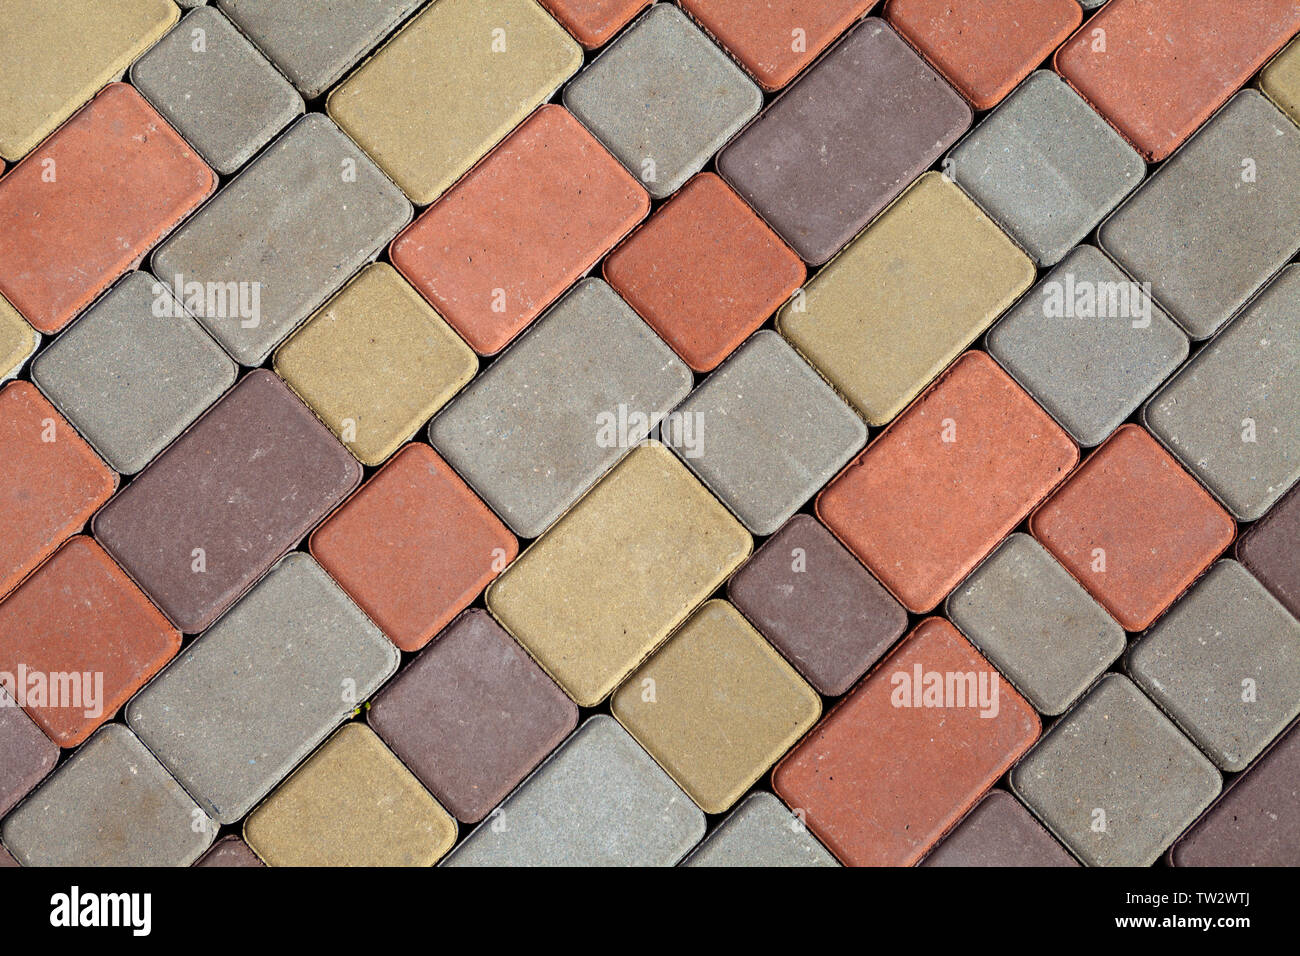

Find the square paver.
[
  {"left": 603, "top": 172, "right": 805, "bottom": 372},
  {"left": 486, "top": 443, "right": 751, "bottom": 707},
  {"left": 1238, "top": 482, "right": 1300, "bottom": 619},
  {"left": 368, "top": 609, "right": 578, "bottom": 823},
  {"left": 1, "top": 724, "right": 214, "bottom": 867},
  {"left": 131, "top": 6, "right": 304, "bottom": 174},
  {"left": 1031, "top": 425, "right": 1236, "bottom": 631},
  {"left": 0, "top": 687, "right": 58, "bottom": 818},
  {"left": 920, "top": 790, "right": 1078, "bottom": 867},
  {"left": 564, "top": 4, "right": 760, "bottom": 199},
  {"left": 244, "top": 723, "right": 457, "bottom": 867},
  {"left": 779, "top": 173, "right": 1034, "bottom": 426},
  {"left": 274, "top": 263, "right": 477, "bottom": 466},
  {"left": 429, "top": 278, "right": 691, "bottom": 538},
  {"left": 152, "top": 113, "right": 412, "bottom": 366},
  {"left": 1099, "top": 90, "right": 1300, "bottom": 340},
  {"left": 310, "top": 444, "right": 517, "bottom": 653},
  {"left": 681, "top": 792, "right": 838, "bottom": 867},
  {"left": 947, "top": 533, "right": 1125, "bottom": 716},
  {"left": 1127, "top": 560, "right": 1300, "bottom": 772},
  {"left": 1011, "top": 674, "right": 1222, "bottom": 866},
  {"left": 718, "top": 18, "right": 971, "bottom": 265},
  {"left": 442, "top": 716, "right": 705, "bottom": 867},
  {"left": 728, "top": 514, "right": 908, "bottom": 696},
  {"left": 947, "top": 71, "right": 1144, "bottom": 266},
  {"left": 611, "top": 600, "right": 821, "bottom": 814},
  {"left": 668, "top": 330, "right": 866, "bottom": 535},
  {"left": 539, "top": 0, "right": 650, "bottom": 49},
  {"left": 0, "top": 295, "right": 38, "bottom": 383},
  {"left": 987, "top": 245, "right": 1188, "bottom": 447},
  {"left": 1144, "top": 264, "right": 1300, "bottom": 521},
  {"left": 126, "top": 553, "right": 399, "bottom": 824},
  {"left": 31, "top": 271, "right": 237, "bottom": 474}
]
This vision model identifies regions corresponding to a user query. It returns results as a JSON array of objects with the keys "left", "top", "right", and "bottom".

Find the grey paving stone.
[
  {"left": 681, "top": 792, "right": 838, "bottom": 867},
  {"left": 987, "top": 245, "right": 1187, "bottom": 447},
  {"left": 1127, "top": 560, "right": 1300, "bottom": 772},
  {"left": 1145, "top": 264, "right": 1300, "bottom": 521},
  {"left": 1100, "top": 90, "right": 1300, "bottom": 340},
  {"left": 948, "top": 71, "right": 1144, "bottom": 266},
  {"left": 563, "top": 3, "right": 760, "bottom": 199},
  {"left": 428, "top": 278, "right": 691, "bottom": 539},
  {"left": 947, "top": 533, "right": 1125, "bottom": 716},
  {"left": 1011, "top": 674, "right": 1221, "bottom": 866},
  {"left": 126, "top": 552, "right": 399, "bottom": 824},
  {"left": 442, "top": 715, "right": 704, "bottom": 867},
  {"left": 31, "top": 271, "right": 237, "bottom": 474},
  {"left": 131, "top": 6, "right": 303, "bottom": 175},
  {"left": 921, "top": 790, "right": 1079, "bottom": 867},
  {"left": 152, "top": 113, "right": 411, "bottom": 366},
  {"left": 216, "top": 0, "right": 422, "bottom": 99},
  {"left": 668, "top": 330, "right": 866, "bottom": 536},
  {"left": 0, "top": 724, "right": 214, "bottom": 866}
]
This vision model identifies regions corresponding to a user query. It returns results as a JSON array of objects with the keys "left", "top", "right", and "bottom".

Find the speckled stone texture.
[
  {"left": 540, "top": 0, "right": 650, "bottom": 49},
  {"left": 1100, "top": 90, "right": 1300, "bottom": 340},
  {"left": 1031, "top": 425, "right": 1236, "bottom": 631},
  {"left": 1055, "top": 0, "right": 1300, "bottom": 161},
  {"left": 195, "top": 835, "right": 264, "bottom": 867},
  {"left": 0, "top": 381, "right": 117, "bottom": 601},
  {"left": 1171, "top": 719, "right": 1300, "bottom": 866},
  {"left": 310, "top": 444, "right": 517, "bottom": 653},
  {"left": 216, "top": 0, "right": 423, "bottom": 99},
  {"left": 947, "top": 71, "right": 1144, "bottom": 266},
  {"left": 31, "top": 271, "right": 237, "bottom": 475},
  {"left": 611, "top": 600, "right": 821, "bottom": 814},
  {"left": 668, "top": 330, "right": 867, "bottom": 536},
  {"left": 719, "top": 18, "right": 970, "bottom": 265},
  {"left": 0, "top": 83, "right": 215, "bottom": 335},
  {"left": 728, "top": 514, "right": 908, "bottom": 696},
  {"left": 0, "top": 688, "right": 58, "bottom": 818},
  {"left": 244, "top": 723, "right": 457, "bottom": 867},
  {"left": 93, "top": 370, "right": 361, "bottom": 634},
  {"left": 682, "top": 792, "right": 839, "bottom": 867},
  {"left": 887, "top": 0, "right": 1081, "bottom": 110},
  {"left": 818, "top": 351, "right": 1077, "bottom": 613},
  {"left": 443, "top": 716, "right": 704, "bottom": 867},
  {"left": 368, "top": 609, "right": 577, "bottom": 823},
  {"left": 126, "top": 553, "right": 399, "bottom": 824},
  {"left": 947, "top": 533, "right": 1124, "bottom": 716},
  {"left": 564, "top": 4, "right": 761, "bottom": 199},
  {"left": 392, "top": 108, "right": 648, "bottom": 356},
  {"left": 921, "top": 790, "right": 1078, "bottom": 867},
  {"left": 987, "top": 245, "right": 1187, "bottom": 448},
  {"left": 486, "top": 443, "right": 751, "bottom": 707},
  {"left": 1, "top": 724, "right": 215, "bottom": 867},
  {"left": 1144, "top": 264, "right": 1300, "bottom": 520},
  {"left": 0, "top": 536, "right": 180, "bottom": 747},
  {"left": 1127, "top": 560, "right": 1300, "bottom": 772},
  {"left": 1012, "top": 674, "right": 1222, "bottom": 867},
  {"left": 1238, "top": 483, "right": 1300, "bottom": 619},
  {"left": 428, "top": 278, "right": 690, "bottom": 538},
  {"left": 774, "top": 618, "right": 1040, "bottom": 866},
  {"left": 0, "top": 296, "right": 38, "bottom": 383},
  {"left": 152, "top": 113, "right": 411, "bottom": 366}
]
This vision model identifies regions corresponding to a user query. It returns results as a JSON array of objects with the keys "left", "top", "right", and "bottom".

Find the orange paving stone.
[{"left": 0, "top": 83, "right": 215, "bottom": 334}]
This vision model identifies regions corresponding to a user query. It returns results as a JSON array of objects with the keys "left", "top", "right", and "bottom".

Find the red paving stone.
[
  {"left": 679, "top": 0, "right": 879, "bottom": 91},
  {"left": 0, "top": 381, "right": 116, "bottom": 601},
  {"left": 539, "top": 0, "right": 651, "bottom": 48},
  {"left": 391, "top": 105, "right": 649, "bottom": 356},
  {"left": 887, "top": 0, "right": 1081, "bottom": 110},
  {"left": 0, "top": 536, "right": 180, "bottom": 747},
  {"left": 817, "top": 351, "right": 1077, "bottom": 613},
  {"left": 603, "top": 172, "right": 805, "bottom": 372},
  {"left": 310, "top": 443, "right": 518, "bottom": 653},
  {"left": 773, "top": 617, "right": 1039, "bottom": 866},
  {"left": 0, "top": 82, "right": 214, "bottom": 334},
  {"left": 1031, "top": 424, "right": 1236, "bottom": 632},
  {"left": 1055, "top": 0, "right": 1300, "bottom": 161}
]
